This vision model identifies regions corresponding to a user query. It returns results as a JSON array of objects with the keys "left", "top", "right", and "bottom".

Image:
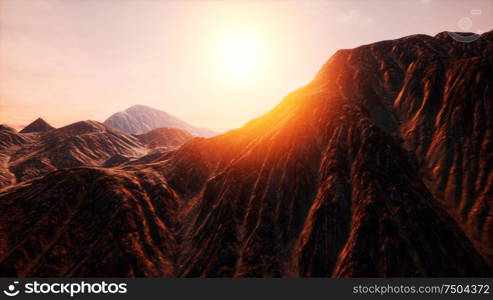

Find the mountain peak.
[
  {"left": 19, "top": 117, "right": 55, "bottom": 133},
  {"left": 104, "top": 105, "right": 218, "bottom": 137},
  {"left": 126, "top": 104, "right": 153, "bottom": 111}
]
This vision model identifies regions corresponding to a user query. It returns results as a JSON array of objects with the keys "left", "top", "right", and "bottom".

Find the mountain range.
[
  {"left": 0, "top": 31, "right": 492, "bottom": 277},
  {"left": 0, "top": 119, "right": 193, "bottom": 188}
]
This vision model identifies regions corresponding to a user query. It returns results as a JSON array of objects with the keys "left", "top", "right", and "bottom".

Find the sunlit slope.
[{"left": 168, "top": 30, "right": 493, "bottom": 276}]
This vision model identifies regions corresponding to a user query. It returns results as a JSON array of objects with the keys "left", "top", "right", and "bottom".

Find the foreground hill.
[
  {"left": 104, "top": 105, "right": 217, "bottom": 137},
  {"left": 0, "top": 31, "right": 492, "bottom": 277},
  {"left": 0, "top": 168, "right": 177, "bottom": 277}
]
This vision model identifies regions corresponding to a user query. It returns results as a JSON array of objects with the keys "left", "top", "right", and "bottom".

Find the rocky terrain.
[
  {"left": 104, "top": 104, "right": 217, "bottom": 137},
  {"left": 136, "top": 127, "right": 193, "bottom": 148},
  {"left": 0, "top": 31, "right": 491, "bottom": 277},
  {"left": 0, "top": 168, "right": 177, "bottom": 277}
]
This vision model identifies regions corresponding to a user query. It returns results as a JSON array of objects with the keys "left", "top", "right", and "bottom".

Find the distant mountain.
[
  {"left": 19, "top": 117, "right": 55, "bottom": 133},
  {"left": 104, "top": 105, "right": 218, "bottom": 137}
]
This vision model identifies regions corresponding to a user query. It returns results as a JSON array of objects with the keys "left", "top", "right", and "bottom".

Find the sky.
[{"left": 1, "top": 0, "right": 492, "bottom": 132}]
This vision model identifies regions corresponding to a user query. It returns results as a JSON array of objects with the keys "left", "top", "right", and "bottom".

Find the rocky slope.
[
  {"left": 0, "top": 31, "right": 491, "bottom": 277},
  {"left": 0, "top": 125, "right": 32, "bottom": 187},
  {"left": 136, "top": 127, "right": 193, "bottom": 148},
  {"left": 104, "top": 105, "right": 217, "bottom": 137}
]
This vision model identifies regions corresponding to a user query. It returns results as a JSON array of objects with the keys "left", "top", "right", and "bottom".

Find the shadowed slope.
[{"left": 136, "top": 127, "right": 193, "bottom": 148}]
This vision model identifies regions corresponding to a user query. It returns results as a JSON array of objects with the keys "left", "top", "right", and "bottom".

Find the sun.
[{"left": 217, "top": 31, "right": 263, "bottom": 78}]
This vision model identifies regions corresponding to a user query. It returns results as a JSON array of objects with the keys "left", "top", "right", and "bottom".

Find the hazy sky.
[{"left": 1, "top": 0, "right": 492, "bottom": 131}]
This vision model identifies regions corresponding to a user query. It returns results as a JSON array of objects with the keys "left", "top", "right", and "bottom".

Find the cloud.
[{"left": 334, "top": 9, "right": 374, "bottom": 26}]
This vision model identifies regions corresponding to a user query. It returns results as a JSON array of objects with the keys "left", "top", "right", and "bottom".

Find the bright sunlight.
[{"left": 217, "top": 31, "right": 264, "bottom": 79}]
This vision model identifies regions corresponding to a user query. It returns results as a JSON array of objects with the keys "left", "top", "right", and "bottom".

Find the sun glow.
[{"left": 217, "top": 31, "right": 264, "bottom": 79}]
